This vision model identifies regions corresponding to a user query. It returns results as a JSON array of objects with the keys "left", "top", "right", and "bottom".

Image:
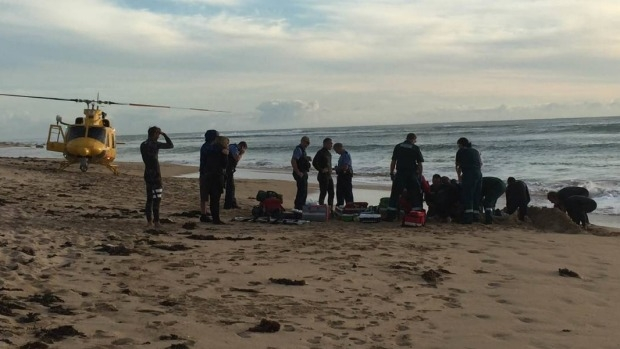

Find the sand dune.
[{"left": 1, "top": 157, "right": 619, "bottom": 349}]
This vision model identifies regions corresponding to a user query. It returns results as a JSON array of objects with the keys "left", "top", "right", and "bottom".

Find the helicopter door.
[{"left": 46, "top": 124, "right": 66, "bottom": 153}]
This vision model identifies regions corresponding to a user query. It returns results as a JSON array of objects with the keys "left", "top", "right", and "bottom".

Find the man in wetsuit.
[
  {"left": 455, "top": 137, "right": 482, "bottom": 224},
  {"left": 313, "top": 138, "right": 334, "bottom": 211},
  {"left": 480, "top": 177, "right": 506, "bottom": 224},
  {"left": 291, "top": 136, "right": 311, "bottom": 210},
  {"left": 224, "top": 141, "right": 248, "bottom": 209},
  {"left": 385, "top": 133, "right": 424, "bottom": 221},
  {"left": 140, "top": 126, "right": 173, "bottom": 227},
  {"left": 334, "top": 142, "right": 354, "bottom": 206},
  {"left": 504, "top": 177, "right": 531, "bottom": 221}
]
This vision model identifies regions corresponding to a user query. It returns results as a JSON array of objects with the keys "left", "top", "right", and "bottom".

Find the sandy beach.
[{"left": 1, "top": 157, "right": 620, "bottom": 349}]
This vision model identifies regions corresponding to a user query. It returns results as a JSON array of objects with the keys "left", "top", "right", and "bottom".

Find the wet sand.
[{"left": 1, "top": 157, "right": 620, "bottom": 349}]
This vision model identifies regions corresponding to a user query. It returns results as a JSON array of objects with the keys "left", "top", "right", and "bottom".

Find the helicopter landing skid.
[{"left": 105, "top": 164, "right": 119, "bottom": 176}]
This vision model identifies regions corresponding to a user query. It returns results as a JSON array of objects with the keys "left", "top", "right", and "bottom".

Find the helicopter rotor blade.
[
  {"left": 99, "top": 100, "right": 230, "bottom": 113},
  {"left": 0, "top": 93, "right": 229, "bottom": 113},
  {"left": 0, "top": 93, "right": 82, "bottom": 103}
]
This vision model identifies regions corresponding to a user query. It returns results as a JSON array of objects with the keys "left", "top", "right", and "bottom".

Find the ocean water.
[{"left": 3, "top": 116, "right": 619, "bottom": 217}]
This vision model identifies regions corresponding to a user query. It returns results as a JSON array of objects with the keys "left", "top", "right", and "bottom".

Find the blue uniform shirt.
[{"left": 337, "top": 151, "right": 353, "bottom": 174}]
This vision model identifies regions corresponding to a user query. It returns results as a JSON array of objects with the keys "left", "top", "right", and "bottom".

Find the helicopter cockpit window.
[
  {"left": 87, "top": 128, "right": 107, "bottom": 143},
  {"left": 66, "top": 126, "right": 86, "bottom": 141}
]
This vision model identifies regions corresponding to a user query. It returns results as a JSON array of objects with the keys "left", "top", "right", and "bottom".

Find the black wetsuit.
[
  {"left": 292, "top": 145, "right": 311, "bottom": 210},
  {"left": 505, "top": 180, "right": 530, "bottom": 220},
  {"left": 388, "top": 140, "right": 424, "bottom": 218},
  {"left": 564, "top": 196, "right": 597, "bottom": 227},
  {"left": 140, "top": 134, "right": 173, "bottom": 224},
  {"left": 313, "top": 147, "right": 334, "bottom": 206}
]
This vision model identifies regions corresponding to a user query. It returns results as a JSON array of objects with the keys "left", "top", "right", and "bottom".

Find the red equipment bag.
[{"left": 402, "top": 209, "right": 426, "bottom": 227}]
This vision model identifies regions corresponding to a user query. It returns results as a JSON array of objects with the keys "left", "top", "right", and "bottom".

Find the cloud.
[{"left": 256, "top": 99, "right": 320, "bottom": 125}]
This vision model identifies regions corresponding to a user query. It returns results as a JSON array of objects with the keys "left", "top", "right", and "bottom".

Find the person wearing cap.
[
  {"left": 224, "top": 141, "right": 248, "bottom": 209},
  {"left": 385, "top": 133, "right": 424, "bottom": 221},
  {"left": 291, "top": 136, "right": 311, "bottom": 210}
]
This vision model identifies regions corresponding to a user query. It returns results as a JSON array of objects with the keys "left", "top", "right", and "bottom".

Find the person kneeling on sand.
[{"left": 504, "top": 177, "right": 530, "bottom": 221}]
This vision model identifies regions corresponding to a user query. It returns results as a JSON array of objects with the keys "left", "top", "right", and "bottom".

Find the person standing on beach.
[
  {"left": 480, "top": 176, "right": 506, "bottom": 224},
  {"left": 385, "top": 133, "right": 424, "bottom": 221},
  {"left": 313, "top": 138, "right": 334, "bottom": 212},
  {"left": 504, "top": 177, "right": 530, "bottom": 221},
  {"left": 140, "top": 126, "right": 173, "bottom": 228},
  {"left": 333, "top": 142, "right": 354, "bottom": 207},
  {"left": 455, "top": 137, "right": 482, "bottom": 224},
  {"left": 291, "top": 136, "right": 311, "bottom": 210},
  {"left": 201, "top": 135, "right": 229, "bottom": 224},
  {"left": 224, "top": 141, "right": 247, "bottom": 210},
  {"left": 199, "top": 129, "right": 219, "bottom": 223}
]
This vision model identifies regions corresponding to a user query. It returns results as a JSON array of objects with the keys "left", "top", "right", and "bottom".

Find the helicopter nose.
[{"left": 66, "top": 138, "right": 105, "bottom": 157}]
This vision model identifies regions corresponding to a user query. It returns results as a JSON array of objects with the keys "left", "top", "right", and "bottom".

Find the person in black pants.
[
  {"left": 313, "top": 138, "right": 334, "bottom": 211},
  {"left": 202, "top": 135, "right": 229, "bottom": 224},
  {"left": 480, "top": 177, "right": 506, "bottom": 224},
  {"left": 334, "top": 142, "right": 354, "bottom": 206},
  {"left": 504, "top": 177, "right": 531, "bottom": 221},
  {"left": 224, "top": 141, "right": 247, "bottom": 209},
  {"left": 291, "top": 136, "right": 311, "bottom": 210},
  {"left": 385, "top": 133, "right": 424, "bottom": 221},
  {"left": 455, "top": 137, "right": 482, "bottom": 224},
  {"left": 140, "top": 126, "right": 173, "bottom": 227},
  {"left": 564, "top": 196, "right": 597, "bottom": 228},
  {"left": 548, "top": 186, "right": 591, "bottom": 224}
]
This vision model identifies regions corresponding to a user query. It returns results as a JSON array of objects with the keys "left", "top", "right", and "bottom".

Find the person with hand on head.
[
  {"left": 224, "top": 141, "right": 247, "bottom": 209},
  {"left": 291, "top": 136, "right": 311, "bottom": 210},
  {"left": 140, "top": 126, "right": 173, "bottom": 228}
]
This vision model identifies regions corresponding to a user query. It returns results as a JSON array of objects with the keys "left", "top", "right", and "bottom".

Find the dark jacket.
[
  {"left": 313, "top": 148, "right": 332, "bottom": 175},
  {"left": 140, "top": 134, "right": 173, "bottom": 185}
]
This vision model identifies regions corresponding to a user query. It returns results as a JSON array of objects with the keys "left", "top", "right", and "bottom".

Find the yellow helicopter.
[{"left": 0, "top": 93, "right": 226, "bottom": 175}]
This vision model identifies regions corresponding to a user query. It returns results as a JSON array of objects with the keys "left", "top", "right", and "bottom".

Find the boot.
[{"left": 484, "top": 210, "right": 493, "bottom": 224}]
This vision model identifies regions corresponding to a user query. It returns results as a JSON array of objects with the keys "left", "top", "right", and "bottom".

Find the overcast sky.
[{"left": 1, "top": 0, "right": 619, "bottom": 140}]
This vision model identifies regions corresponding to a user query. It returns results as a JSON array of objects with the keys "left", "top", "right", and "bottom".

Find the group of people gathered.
[
  {"left": 140, "top": 127, "right": 597, "bottom": 229},
  {"left": 139, "top": 126, "right": 248, "bottom": 226}
]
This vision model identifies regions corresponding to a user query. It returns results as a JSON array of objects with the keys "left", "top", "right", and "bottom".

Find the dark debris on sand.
[
  {"left": 421, "top": 268, "right": 453, "bottom": 286},
  {"left": 152, "top": 243, "right": 191, "bottom": 251},
  {"left": 17, "top": 312, "right": 40, "bottom": 324},
  {"left": 182, "top": 222, "right": 197, "bottom": 230},
  {"left": 558, "top": 268, "right": 580, "bottom": 278},
  {"left": 171, "top": 210, "right": 202, "bottom": 218},
  {"left": 27, "top": 292, "right": 64, "bottom": 307},
  {"left": 269, "top": 278, "right": 306, "bottom": 286},
  {"left": 94, "top": 244, "right": 133, "bottom": 256},
  {"left": 19, "top": 341, "right": 49, "bottom": 349},
  {"left": 166, "top": 344, "right": 190, "bottom": 349},
  {"left": 248, "top": 319, "right": 281, "bottom": 333},
  {"left": 159, "top": 334, "right": 181, "bottom": 340},
  {"left": 36, "top": 325, "right": 84, "bottom": 343}
]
